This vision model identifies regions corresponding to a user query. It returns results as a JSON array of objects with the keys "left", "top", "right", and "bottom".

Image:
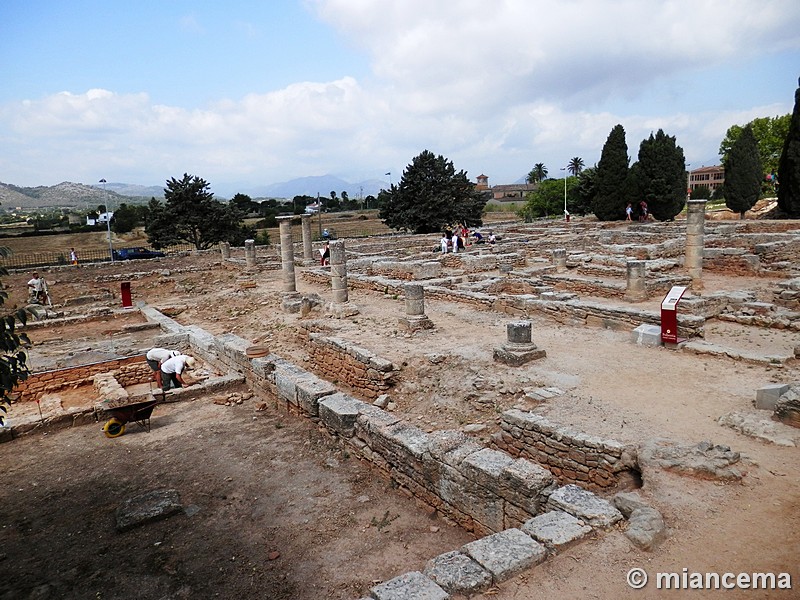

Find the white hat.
[{"left": 184, "top": 356, "right": 197, "bottom": 369}]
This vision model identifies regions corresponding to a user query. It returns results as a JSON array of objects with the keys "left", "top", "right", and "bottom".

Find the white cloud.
[{"left": 1, "top": 0, "right": 798, "bottom": 190}]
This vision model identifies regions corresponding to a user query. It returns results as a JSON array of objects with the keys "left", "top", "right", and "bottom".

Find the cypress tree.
[
  {"left": 637, "top": 129, "right": 687, "bottom": 221},
  {"left": 725, "top": 125, "right": 763, "bottom": 219},
  {"left": 777, "top": 78, "right": 800, "bottom": 217},
  {"left": 593, "top": 124, "right": 629, "bottom": 221}
]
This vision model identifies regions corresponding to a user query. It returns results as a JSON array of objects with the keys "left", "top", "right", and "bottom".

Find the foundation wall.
[
  {"left": 492, "top": 410, "right": 639, "bottom": 493},
  {"left": 14, "top": 356, "right": 150, "bottom": 403}
]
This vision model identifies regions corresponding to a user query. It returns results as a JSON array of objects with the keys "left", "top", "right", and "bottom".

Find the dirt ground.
[{"left": 1, "top": 225, "right": 799, "bottom": 599}]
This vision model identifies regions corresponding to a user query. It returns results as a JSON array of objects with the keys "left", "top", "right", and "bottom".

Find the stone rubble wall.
[
  {"left": 493, "top": 410, "right": 639, "bottom": 493},
  {"left": 14, "top": 355, "right": 148, "bottom": 403}
]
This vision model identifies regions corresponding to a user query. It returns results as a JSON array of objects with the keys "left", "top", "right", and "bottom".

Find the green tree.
[
  {"left": 0, "top": 248, "right": 30, "bottom": 426},
  {"left": 146, "top": 174, "right": 254, "bottom": 250},
  {"left": 111, "top": 203, "right": 138, "bottom": 234},
  {"left": 593, "top": 124, "right": 630, "bottom": 220},
  {"left": 573, "top": 167, "right": 596, "bottom": 216},
  {"left": 778, "top": 78, "right": 800, "bottom": 217},
  {"left": 379, "top": 150, "right": 487, "bottom": 234},
  {"left": 230, "top": 193, "right": 257, "bottom": 215},
  {"left": 567, "top": 157, "right": 585, "bottom": 176},
  {"left": 526, "top": 163, "right": 548, "bottom": 183},
  {"left": 635, "top": 129, "right": 687, "bottom": 221},
  {"left": 720, "top": 114, "right": 790, "bottom": 194},
  {"left": 520, "top": 177, "right": 579, "bottom": 220},
  {"left": 690, "top": 185, "right": 712, "bottom": 200},
  {"left": 724, "top": 125, "right": 763, "bottom": 218}
]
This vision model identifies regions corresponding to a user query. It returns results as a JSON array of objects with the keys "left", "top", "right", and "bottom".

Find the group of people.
[
  {"left": 146, "top": 348, "right": 197, "bottom": 391},
  {"left": 626, "top": 201, "right": 651, "bottom": 222},
  {"left": 440, "top": 227, "right": 495, "bottom": 254}
]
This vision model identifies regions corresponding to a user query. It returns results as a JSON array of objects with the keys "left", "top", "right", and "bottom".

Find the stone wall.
[
  {"left": 298, "top": 326, "right": 397, "bottom": 400},
  {"left": 493, "top": 410, "right": 639, "bottom": 493},
  {"left": 15, "top": 355, "right": 148, "bottom": 403}
]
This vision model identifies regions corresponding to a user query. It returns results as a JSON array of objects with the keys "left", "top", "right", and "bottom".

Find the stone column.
[
  {"left": 244, "top": 239, "right": 255, "bottom": 269},
  {"left": 552, "top": 248, "right": 567, "bottom": 273},
  {"left": 300, "top": 214, "right": 314, "bottom": 265},
  {"left": 327, "top": 240, "right": 359, "bottom": 317},
  {"left": 329, "top": 240, "right": 347, "bottom": 303},
  {"left": 685, "top": 199, "right": 707, "bottom": 291},
  {"left": 220, "top": 242, "right": 230, "bottom": 260},
  {"left": 625, "top": 260, "right": 647, "bottom": 302},
  {"left": 493, "top": 320, "right": 546, "bottom": 366},
  {"left": 399, "top": 283, "right": 433, "bottom": 332},
  {"left": 277, "top": 216, "right": 296, "bottom": 293}
]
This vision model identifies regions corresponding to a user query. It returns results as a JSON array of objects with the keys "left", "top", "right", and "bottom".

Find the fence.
[{"left": 0, "top": 244, "right": 197, "bottom": 271}]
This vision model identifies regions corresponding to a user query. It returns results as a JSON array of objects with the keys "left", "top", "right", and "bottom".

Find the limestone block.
[
  {"left": 755, "top": 383, "right": 790, "bottom": 411},
  {"left": 612, "top": 491, "right": 649, "bottom": 518},
  {"left": 460, "top": 449, "right": 515, "bottom": 489},
  {"left": 774, "top": 385, "right": 800, "bottom": 429},
  {"left": 631, "top": 324, "right": 662, "bottom": 347},
  {"left": 625, "top": 507, "right": 667, "bottom": 551},
  {"left": 546, "top": 484, "right": 622, "bottom": 528},
  {"left": 370, "top": 571, "right": 449, "bottom": 600},
  {"left": 294, "top": 375, "right": 338, "bottom": 416},
  {"left": 319, "top": 393, "right": 366, "bottom": 437},
  {"left": 521, "top": 510, "right": 592, "bottom": 551},
  {"left": 424, "top": 551, "right": 492, "bottom": 596},
  {"left": 462, "top": 528, "right": 546, "bottom": 583}
]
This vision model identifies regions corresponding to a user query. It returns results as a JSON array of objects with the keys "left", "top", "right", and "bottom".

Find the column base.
[
  {"left": 398, "top": 315, "right": 434, "bottom": 332},
  {"left": 492, "top": 344, "right": 546, "bottom": 366},
  {"left": 327, "top": 302, "right": 360, "bottom": 318}
]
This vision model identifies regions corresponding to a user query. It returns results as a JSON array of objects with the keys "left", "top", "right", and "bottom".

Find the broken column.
[
  {"left": 300, "top": 214, "right": 314, "bottom": 265},
  {"left": 277, "top": 216, "right": 301, "bottom": 312},
  {"left": 552, "top": 248, "right": 567, "bottom": 273},
  {"left": 244, "top": 239, "right": 256, "bottom": 269},
  {"left": 685, "top": 199, "right": 707, "bottom": 291},
  {"left": 493, "top": 320, "right": 546, "bottom": 366},
  {"left": 328, "top": 240, "right": 359, "bottom": 317},
  {"left": 624, "top": 260, "right": 647, "bottom": 302},
  {"left": 398, "top": 283, "right": 434, "bottom": 332},
  {"left": 220, "top": 242, "right": 230, "bottom": 260}
]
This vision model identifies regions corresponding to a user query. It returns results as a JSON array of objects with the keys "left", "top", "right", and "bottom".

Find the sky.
[{"left": 1, "top": 0, "right": 799, "bottom": 197}]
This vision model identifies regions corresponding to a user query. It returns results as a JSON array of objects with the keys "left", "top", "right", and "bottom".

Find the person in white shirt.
[
  {"left": 160, "top": 355, "right": 197, "bottom": 390},
  {"left": 27, "top": 272, "right": 45, "bottom": 304},
  {"left": 451, "top": 232, "right": 459, "bottom": 254},
  {"left": 146, "top": 348, "right": 181, "bottom": 388},
  {"left": 440, "top": 233, "right": 449, "bottom": 254}
]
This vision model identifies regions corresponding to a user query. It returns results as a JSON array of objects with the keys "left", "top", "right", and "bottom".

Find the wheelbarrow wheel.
[{"left": 103, "top": 418, "right": 126, "bottom": 438}]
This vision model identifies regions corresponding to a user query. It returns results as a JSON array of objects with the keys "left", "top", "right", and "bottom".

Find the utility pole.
[{"left": 100, "top": 178, "right": 114, "bottom": 262}]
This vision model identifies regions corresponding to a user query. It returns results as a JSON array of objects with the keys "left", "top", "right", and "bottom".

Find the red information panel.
[
  {"left": 121, "top": 281, "right": 132, "bottom": 308},
  {"left": 661, "top": 286, "right": 687, "bottom": 344}
]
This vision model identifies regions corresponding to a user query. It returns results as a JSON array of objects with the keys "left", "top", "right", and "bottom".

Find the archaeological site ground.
[{"left": 1, "top": 208, "right": 799, "bottom": 599}]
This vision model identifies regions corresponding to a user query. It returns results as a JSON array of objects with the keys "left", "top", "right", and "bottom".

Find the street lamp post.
[
  {"left": 99, "top": 179, "right": 114, "bottom": 262},
  {"left": 560, "top": 168, "right": 568, "bottom": 220}
]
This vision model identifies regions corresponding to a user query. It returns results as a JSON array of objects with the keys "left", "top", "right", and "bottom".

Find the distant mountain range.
[{"left": 0, "top": 175, "right": 391, "bottom": 210}]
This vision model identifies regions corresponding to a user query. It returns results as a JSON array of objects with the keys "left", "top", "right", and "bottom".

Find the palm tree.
[
  {"left": 526, "top": 163, "right": 548, "bottom": 183},
  {"left": 568, "top": 157, "right": 585, "bottom": 176}
]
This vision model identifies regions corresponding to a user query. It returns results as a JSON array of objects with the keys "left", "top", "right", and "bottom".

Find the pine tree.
[
  {"left": 379, "top": 150, "right": 487, "bottom": 234},
  {"left": 725, "top": 125, "right": 762, "bottom": 218},
  {"left": 636, "top": 129, "right": 687, "bottom": 221},
  {"left": 592, "top": 125, "right": 629, "bottom": 220},
  {"left": 777, "top": 78, "right": 800, "bottom": 217}
]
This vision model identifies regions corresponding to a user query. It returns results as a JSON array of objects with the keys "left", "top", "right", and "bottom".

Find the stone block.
[
  {"left": 460, "top": 448, "right": 514, "bottom": 489},
  {"left": 625, "top": 506, "right": 667, "bottom": 551},
  {"left": 424, "top": 551, "right": 492, "bottom": 596},
  {"left": 631, "top": 324, "right": 662, "bottom": 347},
  {"left": 115, "top": 489, "right": 183, "bottom": 532},
  {"left": 755, "top": 383, "right": 790, "bottom": 411},
  {"left": 521, "top": 510, "right": 592, "bottom": 551},
  {"left": 546, "top": 484, "right": 622, "bottom": 528},
  {"left": 370, "top": 571, "right": 449, "bottom": 600},
  {"left": 295, "top": 375, "right": 338, "bottom": 416},
  {"left": 462, "top": 528, "right": 546, "bottom": 582},
  {"left": 319, "top": 393, "right": 366, "bottom": 437}
]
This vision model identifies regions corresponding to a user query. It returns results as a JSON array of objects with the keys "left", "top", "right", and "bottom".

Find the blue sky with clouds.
[{"left": 1, "top": 0, "right": 798, "bottom": 196}]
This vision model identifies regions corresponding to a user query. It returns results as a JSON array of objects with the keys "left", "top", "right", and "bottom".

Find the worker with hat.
[{"left": 160, "top": 354, "right": 197, "bottom": 391}]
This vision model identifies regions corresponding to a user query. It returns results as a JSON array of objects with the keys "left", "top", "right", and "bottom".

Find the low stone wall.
[
  {"left": 299, "top": 327, "right": 397, "bottom": 400},
  {"left": 493, "top": 410, "right": 639, "bottom": 493},
  {"left": 14, "top": 356, "right": 148, "bottom": 403}
]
